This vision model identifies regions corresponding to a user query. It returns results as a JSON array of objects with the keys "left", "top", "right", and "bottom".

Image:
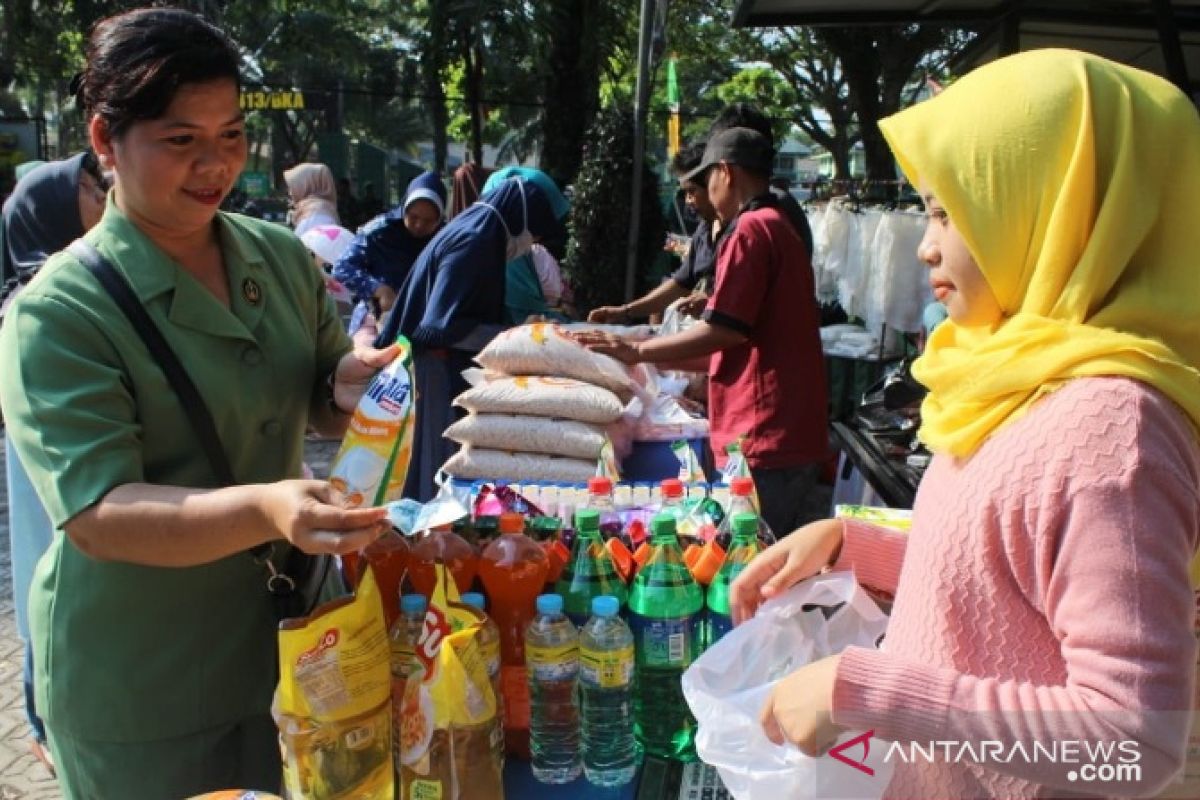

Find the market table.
[
  {"left": 503, "top": 755, "right": 731, "bottom": 799},
  {"left": 830, "top": 420, "right": 920, "bottom": 508}
]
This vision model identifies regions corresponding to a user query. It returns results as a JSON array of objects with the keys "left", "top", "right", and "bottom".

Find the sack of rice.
[
  {"left": 442, "top": 447, "right": 596, "bottom": 485},
  {"left": 454, "top": 375, "right": 624, "bottom": 424},
  {"left": 475, "top": 323, "right": 637, "bottom": 398},
  {"left": 444, "top": 413, "right": 607, "bottom": 461}
]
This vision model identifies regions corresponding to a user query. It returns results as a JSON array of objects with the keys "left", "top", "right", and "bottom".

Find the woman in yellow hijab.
[{"left": 730, "top": 50, "right": 1200, "bottom": 798}]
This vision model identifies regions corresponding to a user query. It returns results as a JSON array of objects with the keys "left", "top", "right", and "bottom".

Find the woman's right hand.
[
  {"left": 259, "top": 479, "right": 390, "bottom": 556},
  {"left": 730, "top": 518, "right": 844, "bottom": 625}
]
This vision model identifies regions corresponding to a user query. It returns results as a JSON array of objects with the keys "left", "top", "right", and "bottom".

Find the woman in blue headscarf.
[
  {"left": 332, "top": 170, "right": 446, "bottom": 323},
  {"left": 377, "top": 170, "right": 569, "bottom": 500},
  {"left": 482, "top": 166, "right": 575, "bottom": 322}
]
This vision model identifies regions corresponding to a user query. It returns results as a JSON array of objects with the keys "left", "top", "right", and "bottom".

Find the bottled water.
[
  {"left": 579, "top": 595, "right": 638, "bottom": 786},
  {"left": 526, "top": 593, "right": 582, "bottom": 783}
]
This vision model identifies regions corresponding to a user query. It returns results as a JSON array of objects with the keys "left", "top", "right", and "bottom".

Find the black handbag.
[{"left": 68, "top": 239, "right": 334, "bottom": 621}]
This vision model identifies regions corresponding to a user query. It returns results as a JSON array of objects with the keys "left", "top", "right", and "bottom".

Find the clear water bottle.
[
  {"left": 715, "top": 477, "right": 775, "bottom": 549},
  {"left": 579, "top": 595, "right": 638, "bottom": 787},
  {"left": 526, "top": 593, "right": 582, "bottom": 783}
]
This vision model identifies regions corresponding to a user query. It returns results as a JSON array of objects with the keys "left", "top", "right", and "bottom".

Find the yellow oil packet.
[
  {"left": 330, "top": 336, "right": 416, "bottom": 508},
  {"left": 274, "top": 568, "right": 393, "bottom": 800},
  {"left": 399, "top": 564, "right": 503, "bottom": 800}
]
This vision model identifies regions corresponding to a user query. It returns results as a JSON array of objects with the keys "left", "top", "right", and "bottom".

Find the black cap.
[{"left": 683, "top": 127, "right": 774, "bottom": 183}]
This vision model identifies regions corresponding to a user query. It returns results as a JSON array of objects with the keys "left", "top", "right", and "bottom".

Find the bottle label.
[
  {"left": 410, "top": 778, "right": 443, "bottom": 799},
  {"left": 526, "top": 641, "right": 579, "bottom": 680},
  {"left": 580, "top": 643, "right": 634, "bottom": 688},
  {"left": 629, "top": 614, "right": 702, "bottom": 668}
]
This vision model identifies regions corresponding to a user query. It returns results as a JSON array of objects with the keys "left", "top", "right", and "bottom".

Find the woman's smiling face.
[{"left": 95, "top": 78, "right": 246, "bottom": 238}]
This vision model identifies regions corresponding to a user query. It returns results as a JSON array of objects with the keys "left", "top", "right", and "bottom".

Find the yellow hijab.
[{"left": 880, "top": 49, "right": 1200, "bottom": 463}]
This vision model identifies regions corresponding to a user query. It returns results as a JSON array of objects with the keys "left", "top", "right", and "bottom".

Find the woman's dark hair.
[{"left": 78, "top": 8, "right": 241, "bottom": 138}]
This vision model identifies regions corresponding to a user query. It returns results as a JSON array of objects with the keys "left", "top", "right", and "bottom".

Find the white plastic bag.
[{"left": 682, "top": 571, "right": 893, "bottom": 800}]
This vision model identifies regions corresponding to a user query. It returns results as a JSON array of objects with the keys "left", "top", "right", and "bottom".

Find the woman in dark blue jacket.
[{"left": 377, "top": 170, "right": 569, "bottom": 500}]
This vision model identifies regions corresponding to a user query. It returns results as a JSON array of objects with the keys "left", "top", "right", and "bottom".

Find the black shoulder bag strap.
[{"left": 66, "top": 240, "right": 283, "bottom": 571}]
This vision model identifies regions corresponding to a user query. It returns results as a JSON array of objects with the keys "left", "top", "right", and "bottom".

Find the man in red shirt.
[{"left": 575, "top": 127, "right": 828, "bottom": 536}]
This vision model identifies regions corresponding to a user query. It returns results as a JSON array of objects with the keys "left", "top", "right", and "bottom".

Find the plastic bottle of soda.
[
  {"left": 526, "top": 594, "right": 582, "bottom": 783},
  {"left": 478, "top": 511, "right": 549, "bottom": 758},
  {"left": 359, "top": 530, "right": 410, "bottom": 628},
  {"left": 657, "top": 479, "right": 688, "bottom": 524},
  {"left": 408, "top": 522, "right": 478, "bottom": 598},
  {"left": 582, "top": 476, "right": 625, "bottom": 544},
  {"left": 579, "top": 595, "right": 638, "bottom": 787},
  {"left": 389, "top": 593, "right": 427, "bottom": 772},
  {"left": 715, "top": 477, "right": 776, "bottom": 549},
  {"left": 707, "top": 512, "right": 765, "bottom": 645},
  {"left": 462, "top": 591, "right": 506, "bottom": 775},
  {"left": 627, "top": 513, "right": 704, "bottom": 760},
  {"left": 557, "top": 509, "right": 628, "bottom": 627}
]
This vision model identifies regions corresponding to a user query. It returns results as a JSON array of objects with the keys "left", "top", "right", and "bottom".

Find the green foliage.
[
  {"left": 715, "top": 66, "right": 797, "bottom": 144},
  {"left": 564, "top": 106, "right": 666, "bottom": 312}
]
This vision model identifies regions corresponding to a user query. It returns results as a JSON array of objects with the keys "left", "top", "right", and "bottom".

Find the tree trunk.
[
  {"left": 422, "top": 0, "right": 450, "bottom": 173},
  {"left": 540, "top": 0, "right": 603, "bottom": 185},
  {"left": 460, "top": 25, "right": 485, "bottom": 166}
]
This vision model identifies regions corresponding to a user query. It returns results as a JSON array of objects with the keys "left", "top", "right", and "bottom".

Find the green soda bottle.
[
  {"left": 706, "top": 512, "right": 764, "bottom": 646},
  {"left": 627, "top": 513, "right": 704, "bottom": 760},
  {"left": 556, "top": 509, "right": 628, "bottom": 627}
]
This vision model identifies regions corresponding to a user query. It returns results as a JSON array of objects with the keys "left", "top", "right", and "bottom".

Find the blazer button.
[{"left": 261, "top": 420, "right": 283, "bottom": 436}]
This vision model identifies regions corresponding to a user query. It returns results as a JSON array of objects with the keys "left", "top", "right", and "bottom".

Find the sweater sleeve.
[
  {"left": 830, "top": 519, "right": 909, "bottom": 596},
  {"left": 830, "top": 427, "right": 1200, "bottom": 796}
]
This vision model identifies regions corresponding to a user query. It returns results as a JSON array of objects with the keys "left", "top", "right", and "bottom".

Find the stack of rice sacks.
[{"left": 442, "top": 323, "right": 636, "bottom": 484}]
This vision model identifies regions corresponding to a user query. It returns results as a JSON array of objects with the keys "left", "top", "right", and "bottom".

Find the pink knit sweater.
[{"left": 830, "top": 377, "right": 1200, "bottom": 799}]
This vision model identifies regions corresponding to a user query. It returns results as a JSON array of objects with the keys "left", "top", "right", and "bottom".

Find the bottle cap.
[
  {"left": 651, "top": 512, "right": 677, "bottom": 538},
  {"left": 730, "top": 477, "right": 754, "bottom": 496},
  {"left": 591, "top": 595, "right": 619, "bottom": 617},
  {"left": 536, "top": 593, "right": 563, "bottom": 614},
  {"left": 400, "top": 594, "right": 427, "bottom": 615},
  {"left": 575, "top": 508, "right": 601, "bottom": 531},
  {"left": 499, "top": 511, "right": 525, "bottom": 534},
  {"left": 461, "top": 592, "right": 486, "bottom": 610},
  {"left": 732, "top": 512, "right": 759, "bottom": 538},
  {"left": 661, "top": 478, "right": 684, "bottom": 498},
  {"left": 588, "top": 476, "right": 613, "bottom": 494}
]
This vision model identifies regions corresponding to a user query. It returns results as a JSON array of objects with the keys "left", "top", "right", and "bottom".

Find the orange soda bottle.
[
  {"left": 478, "top": 511, "right": 549, "bottom": 759},
  {"left": 358, "top": 530, "right": 410, "bottom": 628},
  {"left": 408, "top": 522, "right": 478, "bottom": 598}
]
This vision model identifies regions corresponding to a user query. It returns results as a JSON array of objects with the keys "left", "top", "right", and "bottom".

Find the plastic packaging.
[
  {"left": 579, "top": 595, "right": 638, "bottom": 787},
  {"left": 329, "top": 336, "right": 416, "bottom": 508},
  {"left": 683, "top": 571, "right": 892, "bottom": 800}
]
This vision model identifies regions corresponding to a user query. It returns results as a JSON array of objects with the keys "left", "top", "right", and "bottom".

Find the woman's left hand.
[
  {"left": 760, "top": 654, "right": 845, "bottom": 756},
  {"left": 331, "top": 341, "right": 401, "bottom": 413}
]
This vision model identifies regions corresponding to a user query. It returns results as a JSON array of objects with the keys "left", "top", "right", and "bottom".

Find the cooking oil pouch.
[
  {"left": 274, "top": 567, "right": 394, "bottom": 800},
  {"left": 329, "top": 335, "right": 416, "bottom": 508},
  {"left": 399, "top": 563, "right": 503, "bottom": 800},
  {"left": 672, "top": 438, "right": 705, "bottom": 483}
]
